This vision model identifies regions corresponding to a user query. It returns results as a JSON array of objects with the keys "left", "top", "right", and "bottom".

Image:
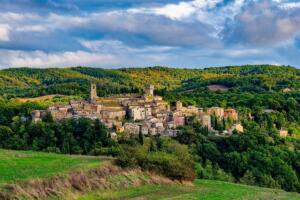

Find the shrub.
[
  {"left": 196, "top": 162, "right": 235, "bottom": 182},
  {"left": 116, "top": 139, "right": 196, "bottom": 181}
]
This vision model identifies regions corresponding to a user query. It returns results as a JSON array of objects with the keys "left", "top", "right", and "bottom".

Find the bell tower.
[{"left": 90, "top": 83, "right": 98, "bottom": 103}]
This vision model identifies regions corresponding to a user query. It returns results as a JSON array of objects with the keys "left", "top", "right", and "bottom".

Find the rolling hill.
[
  {"left": 79, "top": 179, "right": 300, "bottom": 200},
  {"left": 0, "top": 149, "right": 102, "bottom": 184},
  {"left": 0, "top": 65, "right": 297, "bottom": 98},
  {"left": 1, "top": 65, "right": 300, "bottom": 198},
  {"left": 0, "top": 149, "right": 299, "bottom": 200}
]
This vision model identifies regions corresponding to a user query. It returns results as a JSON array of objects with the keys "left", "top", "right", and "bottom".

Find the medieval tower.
[
  {"left": 144, "top": 84, "right": 154, "bottom": 96},
  {"left": 90, "top": 83, "right": 98, "bottom": 103}
]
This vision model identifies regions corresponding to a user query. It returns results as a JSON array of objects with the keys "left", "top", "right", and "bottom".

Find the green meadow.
[
  {"left": 0, "top": 149, "right": 102, "bottom": 184},
  {"left": 0, "top": 149, "right": 300, "bottom": 200},
  {"left": 79, "top": 179, "right": 300, "bottom": 200}
]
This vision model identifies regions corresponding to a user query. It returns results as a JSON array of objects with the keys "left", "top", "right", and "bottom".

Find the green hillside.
[
  {"left": 1, "top": 65, "right": 300, "bottom": 196},
  {"left": 1, "top": 65, "right": 297, "bottom": 98},
  {"left": 0, "top": 149, "right": 102, "bottom": 184},
  {"left": 79, "top": 179, "right": 300, "bottom": 200},
  {"left": 0, "top": 149, "right": 299, "bottom": 200}
]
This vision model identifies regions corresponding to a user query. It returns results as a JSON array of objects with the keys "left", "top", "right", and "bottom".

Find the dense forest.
[{"left": 0, "top": 65, "right": 300, "bottom": 192}]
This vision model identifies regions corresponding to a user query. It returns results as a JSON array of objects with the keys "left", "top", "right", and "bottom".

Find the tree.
[
  {"left": 138, "top": 132, "right": 144, "bottom": 145},
  {"left": 149, "top": 138, "right": 156, "bottom": 152},
  {"left": 177, "top": 126, "right": 196, "bottom": 145},
  {"left": 0, "top": 125, "right": 22, "bottom": 149},
  {"left": 240, "top": 171, "right": 256, "bottom": 185}
]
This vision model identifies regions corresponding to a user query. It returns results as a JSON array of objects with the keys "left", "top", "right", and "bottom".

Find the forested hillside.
[
  {"left": 0, "top": 66, "right": 204, "bottom": 98},
  {"left": 1, "top": 65, "right": 300, "bottom": 194},
  {"left": 0, "top": 67, "right": 196, "bottom": 96},
  {"left": 0, "top": 65, "right": 297, "bottom": 96}
]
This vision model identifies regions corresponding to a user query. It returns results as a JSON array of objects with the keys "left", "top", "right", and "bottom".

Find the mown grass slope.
[
  {"left": 0, "top": 149, "right": 102, "bottom": 184},
  {"left": 79, "top": 179, "right": 300, "bottom": 200}
]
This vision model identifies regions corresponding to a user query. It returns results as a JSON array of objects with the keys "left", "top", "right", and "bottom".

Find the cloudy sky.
[{"left": 0, "top": 0, "right": 300, "bottom": 68}]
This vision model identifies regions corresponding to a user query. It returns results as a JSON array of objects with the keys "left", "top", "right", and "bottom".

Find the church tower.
[{"left": 90, "top": 83, "right": 98, "bottom": 103}]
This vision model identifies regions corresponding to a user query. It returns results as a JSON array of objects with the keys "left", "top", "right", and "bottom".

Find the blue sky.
[{"left": 0, "top": 0, "right": 300, "bottom": 68}]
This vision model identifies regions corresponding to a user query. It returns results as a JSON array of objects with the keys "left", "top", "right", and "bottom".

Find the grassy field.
[
  {"left": 79, "top": 179, "right": 300, "bottom": 200},
  {"left": 1, "top": 149, "right": 300, "bottom": 200},
  {"left": 0, "top": 149, "right": 102, "bottom": 184}
]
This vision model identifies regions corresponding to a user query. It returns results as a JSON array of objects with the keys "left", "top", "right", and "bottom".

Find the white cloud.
[
  {"left": 0, "top": 50, "right": 117, "bottom": 67},
  {"left": 79, "top": 39, "right": 177, "bottom": 53},
  {"left": 0, "top": 12, "right": 39, "bottom": 23},
  {"left": 0, "top": 24, "right": 10, "bottom": 41},
  {"left": 280, "top": 2, "right": 300, "bottom": 9},
  {"left": 223, "top": 0, "right": 300, "bottom": 47},
  {"left": 16, "top": 25, "right": 47, "bottom": 32},
  {"left": 219, "top": 48, "right": 266, "bottom": 57},
  {"left": 129, "top": 2, "right": 197, "bottom": 21},
  {"left": 0, "top": 12, "right": 48, "bottom": 35},
  {"left": 49, "top": 11, "right": 219, "bottom": 47},
  {"left": 0, "top": 0, "right": 300, "bottom": 68},
  {"left": 128, "top": 0, "right": 223, "bottom": 21},
  {"left": 47, "top": 13, "right": 88, "bottom": 28}
]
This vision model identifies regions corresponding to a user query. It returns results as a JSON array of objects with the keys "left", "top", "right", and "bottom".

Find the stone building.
[
  {"left": 169, "top": 112, "right": 185, "bottom": 128},
  {"left": 31, "top": 110, "right": 47, "bottom": 122},
  {"left": 224, "top": 108, "right": 238, "bottom": 121},
  {"left": 175, "top": 101, "right": 199, "bottom": 117},
  {"left": 279, "top": 129, "right": 288, "bottom": 137},
  {"left": 124, "top": 123, "right": 140, "bottom": 135},
  {"left": 229, "top": 123, "right": 244, "bottom": 134},
  {"left": 282, "top": 88, "right": 291, "bottom": 93},
  {"left": 89, "top": 83, "right": 98, "bottom": 103},
  {"left": 198, "top": 114, "right": 211, "bottom": 129},
  {"left": 144, "top": 84, "right": 154, "bottom": 96},
  {"left": 207, "top": 107, "right": 224, "bottom": 118},
  {"left": 176, "top": 101, "right": 183, "bottom": 111},
  {"left": 140, "top": 124, "right": 149, "bottom": 135},
  {"left": 128, "top": 106, "right": 146, "bottom": 121},
  {"left": 31, "top": 82, "right": 242, "bottom": 139}
]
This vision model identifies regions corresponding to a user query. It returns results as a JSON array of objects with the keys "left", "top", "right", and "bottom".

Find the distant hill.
[{"left": 0, "top": 65, "right": 298, "bottom": 98}]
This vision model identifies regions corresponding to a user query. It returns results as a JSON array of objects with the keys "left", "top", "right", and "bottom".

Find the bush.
[
  {"left": 239, "top": 171, "right": 256, "bottom": 186},
  {"left": 116, "top": 139, "right": 196, "bottom": 181},
  {"left": 90, "top": 146, "right": 121, "bottom": 156},
  {"left": 196, "top": 162, "right": 235, "bottom": 182}
]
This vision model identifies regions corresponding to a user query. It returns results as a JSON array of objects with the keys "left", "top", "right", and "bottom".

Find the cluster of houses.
[{"left": 32, "top": 83, "right": 244, "bottom": 138}]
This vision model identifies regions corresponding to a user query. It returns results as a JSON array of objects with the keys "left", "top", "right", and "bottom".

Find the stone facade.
[
  {"left": 198, "top": 113, "right": 211, "bottom": 129},
  {"left": 124, "top": 123, "right": 140, "bottom": 135},
  {"left": 128, "top": 106, "right": 146, "bottom": 121},
  {"left": 224, "top": 108, "right": 238, "bottom": 120},
  {"left": 207, "top": 107, "right": 225, "bottom": 118},
  {"left": 279, "top": 129, "right": 288, "bottom": 137},
  {"left": 31, "top": 110, "right": 48, "bottom": 122}
]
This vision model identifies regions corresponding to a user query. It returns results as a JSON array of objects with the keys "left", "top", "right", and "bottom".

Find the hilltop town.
[
  {"left": 32, "top": 83, "right": 243, "bottom": 137},
  {"left": 2, "top": 65, "right": 300, "bottom": 197}
]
